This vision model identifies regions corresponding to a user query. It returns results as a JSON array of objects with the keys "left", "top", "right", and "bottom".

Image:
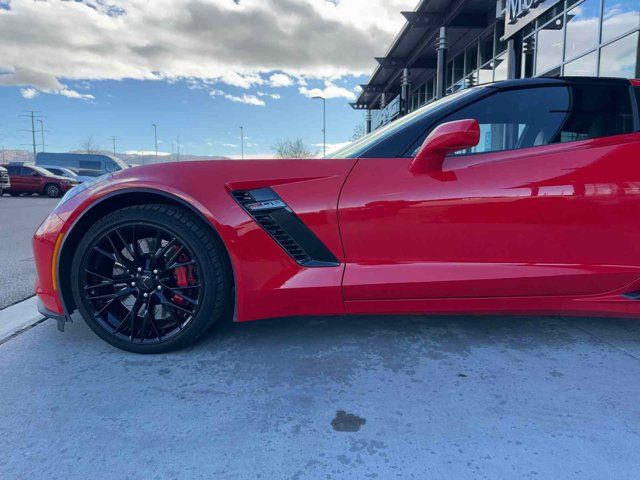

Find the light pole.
[
  {"left": 152, "top": 123, "right": 158, "bottom": 163},
  {"left": 37, "top": 119, "right": 46, "bottom": 152},
  {"left": 239, "top": 126, "right": 244, "bottom": 160},
  {"left": 312, "top": 96, "right": 326, "bottom": 158}
]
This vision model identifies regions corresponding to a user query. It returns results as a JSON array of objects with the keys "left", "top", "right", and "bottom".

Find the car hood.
[{"left": 109, "top": 158, "right": 357, "bottom": 191}]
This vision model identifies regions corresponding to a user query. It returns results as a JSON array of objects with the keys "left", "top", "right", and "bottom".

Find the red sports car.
[{"left": 33, "top": 77, "right": 640, "bottom": 353}]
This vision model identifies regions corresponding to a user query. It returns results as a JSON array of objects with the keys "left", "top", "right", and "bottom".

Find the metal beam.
[
  {"left": 402, "top": 11, "right": 488, "bottom": 29},
  {"left": 401, "top": 11, "right": 443, "bottom": 28},
  {"left": 375, "top": 57, "right": 407, "bottom": 69},
  {"left": 449, "top": 14, "right": 490, "bottom": 29},
  {"left": 359, "top": 84, "right": 384, "bottom": 93}
]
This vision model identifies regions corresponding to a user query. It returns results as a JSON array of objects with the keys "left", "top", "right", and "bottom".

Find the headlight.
[{"left": 58, "top": 173, "right": 112, "bottom": 206}]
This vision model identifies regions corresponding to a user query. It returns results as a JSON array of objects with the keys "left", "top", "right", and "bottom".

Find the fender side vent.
[{"left": 231, "top": 188, "right": 339, "bottom": 267}]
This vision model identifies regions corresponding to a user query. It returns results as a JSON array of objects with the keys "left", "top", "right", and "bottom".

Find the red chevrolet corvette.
[{"left": 33, "top": 77, "right": 640, "bottom": 353}]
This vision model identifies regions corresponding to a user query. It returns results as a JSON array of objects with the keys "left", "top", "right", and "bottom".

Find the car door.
[
  {"left": 20, "top": 167, "right": 43, "bottom": 192},
  {"left": 7, "top": 166, "right": 26, "bottom": 190},
  {"left": 338, "top": 81, "right": 640, "bottom": 301}
]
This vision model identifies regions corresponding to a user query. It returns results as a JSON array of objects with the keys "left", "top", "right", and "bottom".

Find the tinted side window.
[
  {"left": 79, "top": 160, "right": 101, "bottom": 170},
  {"left": 77, "top": 169, "right": 101, "bottom": 177},
  {"left": 20, "top": 167, "right": 35, "bottom": 176},
  {"left": 408, "top": 84, "right": 634, "bottom": 156},
  {"left": 7, "top": 166, "right": 19, "bottom": 175},
  {"left": 552, "top": 84, "right": 633, "bottom": 142}
]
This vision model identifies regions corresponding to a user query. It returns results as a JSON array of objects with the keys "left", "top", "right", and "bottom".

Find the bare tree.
[
  {"left": 271, "top": 138, "right": 314, "bottom": 159},
  {"left": 81, "top": 136, "right": 100, "bottom": 154},
  {"left": 352, "top": 124, "right": 366, "bottom": 141}
]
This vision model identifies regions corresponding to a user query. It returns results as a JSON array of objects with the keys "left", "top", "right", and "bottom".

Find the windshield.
[
  {"left": 32, "top": 166, "right": 57, "bottom": 176},
  {"left": 111, "top": 156, "right": 129, "bottom": 170},
  {"left": 328, "top": 88, "right": 482, "bottom": 159}
]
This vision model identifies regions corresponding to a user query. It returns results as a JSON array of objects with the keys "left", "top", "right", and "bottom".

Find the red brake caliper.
[{"left": 172, "top": 253, "right": 193, "bottom": 306}]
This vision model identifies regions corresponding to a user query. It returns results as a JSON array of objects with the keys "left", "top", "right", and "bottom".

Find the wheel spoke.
[
  {"left": 139, "top": 303, "right": 149, "bottom": 343},
  {"left": 115, "top": 228, "right": 135, "bottom": 259},
  {"left": 174, "top": 293, "right": 198, "bottom": 306},
  {"left": 85, "top": 269, "right": 114, "bottom": 282},
  {"left": 155, "top": 291, "right": 195, "bottom": 315},
  {"left": 147, "top": 300, "right": 162, "bottom": 340},
  {"left": 167, "top": 259, "right": 196, "bottom": 270},
  {"left": 165, "top": 245, "right": 184, "bottom": 268},
  {"left": 89, "top": 287, "right": 136, "bottom": 303},
  {"left": 94, "top": 246, "right": 116, "bottom": 262},
  {"left": 154, "top": 237, "right": 177, "bottom": 260},
  {"left": 164, "top": 284, "right": 202, "bottom": 291},
  {"left": 113, "top": 295, "right": 143, "bottom": 335}
]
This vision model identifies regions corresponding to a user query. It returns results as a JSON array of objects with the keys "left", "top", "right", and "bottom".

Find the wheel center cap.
[{"left": 138, "top": 274, "right": 154, "bottom": 291}]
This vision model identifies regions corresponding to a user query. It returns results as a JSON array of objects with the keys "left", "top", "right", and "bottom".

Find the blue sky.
[
  {"left": 0, "top": 75, "right": 367, "bottom": 158},
  {"left": 0, "top": 0, "right": 413, "bottom": 158}
]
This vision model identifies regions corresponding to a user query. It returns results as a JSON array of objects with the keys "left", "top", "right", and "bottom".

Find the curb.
[{"left": 0, "top": 296, "right": 47, "bottom": 345}]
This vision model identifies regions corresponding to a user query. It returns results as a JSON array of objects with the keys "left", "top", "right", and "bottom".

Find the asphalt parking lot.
[
  {"left": 0, "top": 195, "right": 58, "bottom": 308},
  {"left": 2, "top": 196, "right": 640, "bottom": 478}
]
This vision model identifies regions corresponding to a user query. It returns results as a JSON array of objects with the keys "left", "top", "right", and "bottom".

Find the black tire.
[
  {"left": 70, "top": 204, "right": 231, "bottom": 353},
  {"left": 45, "top": 184, "right": 61, "bottom": 198},
  {"left": 8, "top": 192, "right": 21, "bottom": 197}
]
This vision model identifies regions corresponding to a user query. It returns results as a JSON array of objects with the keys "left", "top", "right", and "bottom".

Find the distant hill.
[
  {"left": 0, "top": 149, "right": 33, "bottom": 164},
  {"left": 0, "top": 149, "right": 231, "bottom": 165}
]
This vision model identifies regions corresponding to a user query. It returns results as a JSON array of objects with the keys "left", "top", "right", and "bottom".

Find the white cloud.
[
  {"left": 269, "top": 73, "right": 293, "bottom": 87},
  {"left": 0, "top": 0, "right": 413, "bottom": 98},
  {"left": 59, "top": 88, "right": 95, "bottom": 100},
  {"left": 313, "top": 141, "right": 353, "bottom": 155},
  {"left": 125, "top": 150, "right": 171, "bottom": 156},
  {"left": 299, "top": 82, "right": 357, "bottom": 100},
  {"left": 257, "top": 91, "right": 281, "bottom": 99},
  {"left": 222, "top": 142, "right": 238, "bottom": 148},
  {"left": 210, "top": 89, "right": 266, "bottom": 106},
  {"left": 20, "top": 87, "right": 39, "bottom": 99}
]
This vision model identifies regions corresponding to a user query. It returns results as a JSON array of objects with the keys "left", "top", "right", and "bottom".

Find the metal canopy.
[{"left": 353, "top": 0, "right": 499, "bottom": 110}]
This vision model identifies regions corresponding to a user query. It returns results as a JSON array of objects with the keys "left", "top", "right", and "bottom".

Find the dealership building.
[{"left": 353, "top": 0, "right": 640, "bottom": 132}]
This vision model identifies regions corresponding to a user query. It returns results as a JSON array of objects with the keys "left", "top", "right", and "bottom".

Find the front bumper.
[
  {"left": 33, "top": 212, "right": 68, "bottom": 324},
  {"left": 37, "top": 297, "right": 69, "bottom": 331}
]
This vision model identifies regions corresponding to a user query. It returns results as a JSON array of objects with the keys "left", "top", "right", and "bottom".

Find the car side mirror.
[
  {"left": 32, "top": 172, "right": 40, "bottom": 177},
  {"left": 409, "top": 119, "right": 480, "bottom": 174}
]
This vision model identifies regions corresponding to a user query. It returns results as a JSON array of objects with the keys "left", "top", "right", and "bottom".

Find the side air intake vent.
[{"left": 231, "top": 188, "right": 339, "bottom": 267}]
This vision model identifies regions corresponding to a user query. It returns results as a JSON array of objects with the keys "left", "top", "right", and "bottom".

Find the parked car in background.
[
  {"left": 35, "top": 152, "right": 129, "bottom": 178},
  {"left": 0, "top": 166, "right": 10, "bottom": 195},
  {"left": 38, "top": 165, "right": 92, "bottom": 183},
  {"left": 2, "top": 164, "right": 79, "bottom": 197}
]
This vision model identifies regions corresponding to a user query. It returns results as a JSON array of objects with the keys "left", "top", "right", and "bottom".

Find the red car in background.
[
  {"left": 3, "top": 164, "right": 79, "bottom": 197},
  {"left": 33, "top": 77, "right": 640, "bottom": 353}
]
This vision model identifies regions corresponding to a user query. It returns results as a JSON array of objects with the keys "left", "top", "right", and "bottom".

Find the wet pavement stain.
[{"left": 331, "top": 410, "right": 366, "bottom": 432}]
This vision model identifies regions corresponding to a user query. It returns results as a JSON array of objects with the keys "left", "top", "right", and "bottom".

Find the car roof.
[{"left": 489, "top": 76, "right": 633, "bottom": 90}]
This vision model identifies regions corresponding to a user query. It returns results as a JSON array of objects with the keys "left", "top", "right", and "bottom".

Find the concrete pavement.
[
  {"left": 0, "top": 195, "right": 58, "bottom": 308},
  {"left": 2, "top": 312, "right": 640, "bottom": 479}
]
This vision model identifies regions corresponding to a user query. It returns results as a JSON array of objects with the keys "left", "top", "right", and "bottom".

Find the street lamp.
[
  {"left": 312, "top": 96, "right": 326, "bottom": 158},
  {"left": 152, "top": 123, "right": 158, "bottom": 163},
  {"left": 239, "top": 126, "right": 244, "bottom": 160}
]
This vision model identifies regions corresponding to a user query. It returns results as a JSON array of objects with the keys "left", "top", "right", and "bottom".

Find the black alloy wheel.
[{"left": 71, "top": 204, "right": 230, "bottom": 353}]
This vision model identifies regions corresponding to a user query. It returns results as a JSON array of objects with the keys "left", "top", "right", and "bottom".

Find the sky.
[{"left": 0, "top": 0, "right": 416, "bottom": 158}]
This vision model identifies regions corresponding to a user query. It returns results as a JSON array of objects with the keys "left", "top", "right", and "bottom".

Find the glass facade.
[
  {"left": 378, "top": 0, "right": 640, "bottom": 128},
  {"left": 524, "top": 0, "right": 639, "bottom": 76}
]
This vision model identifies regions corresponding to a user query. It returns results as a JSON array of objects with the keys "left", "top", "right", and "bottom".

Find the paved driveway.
[
  {"left": 2, "top": 312, "right": 640, "bottom": 479},
  {"left": 0, "top": 195, "right": 57, "bottom": 308}
]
